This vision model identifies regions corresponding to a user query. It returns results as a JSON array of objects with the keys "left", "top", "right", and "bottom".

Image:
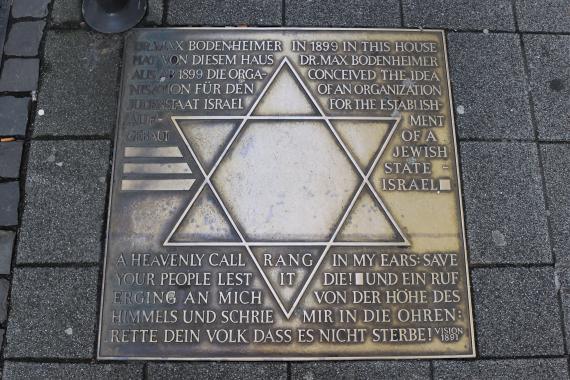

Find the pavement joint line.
[
  {"left": 9, "top": 17, "right": 46, "bottom": 23},
  {"left": 0, "top": 95, "right": 32, "bottom": 99},
  {"left": 4, "top": 54, "right": 41, "bottom": 59},
  {"left": 557, "top": 276, "right": 569, "bottom": 355},
  {"left": 537, "top": 141, "right": 570, "bottom": 145},
  {"left": 162, "top": 0, "right": 170, "bottom": 25},
  {"left": 518, "top": 27, "right": 568, "bottom": 355},
  {"left": 535, "top": 141, "right": 570, "bottom": 356},
  {"left": 470, "top": 263, "right": 555, "bottom": 269},
  {"left": 281, "top": 0, "right": 285, "bottom": 26},
  {"left": 143, "top": 363, "right": 149, "bottom": 380},
  {"left": 460, "top": 138, "right": 570, "bottom": 144},
  {"left": 31, "top": 135, "right": 112, "bottom": 141},
  {"left": 511, "top": 0, "right": 520, "bottom": 32},
  {"left": 534, "top": 138, "right": 565, "bottom": 286},
  {"left": 0, "top": 93, "right": 30, "bottom": 98},
  {"left": 519, "top": 34, "right": 558, "bottom": 264},
  {"left": 46, "top": 25, "right": 83, "bottom": 32},
  {"left": 14, "top": 262, "right": 100, "bottom": 268},
  {"left": 398, "top": 0, "right": 404, "bottom": 27},
  {"left": 459, "top": 138, "right": 535, "bottom": 143},
  {"left": 0, "top": 135, "right": 25, "bottom": 139},
  {"left": 0, "top": 91, "right": 34, "bottom": 96},
  {"left": 474, "top": 354, "right": 570, "bottom": 360},
  {"left": 4, "top": 358, "right": 107, "bottom": 364}
]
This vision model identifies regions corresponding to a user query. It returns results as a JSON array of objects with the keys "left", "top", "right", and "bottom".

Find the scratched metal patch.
[{"left": 98, "top": 28, "right": 475, "bottom": 360}]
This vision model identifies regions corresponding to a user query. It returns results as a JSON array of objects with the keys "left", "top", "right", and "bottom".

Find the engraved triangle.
[
  {"left": 175, "top": 119, "right": 241, "bottom": 173},
  {"left": 336, "top": 186, "right": 405, "bottom": 243},
  {"left": 332, "top": 120, "right": 395, "bottom": 172},
  {"left": 169, "top": 186, "right": 240, "bottom": 243},
  {"left": 252, "top": 63, "right": 320, "bottom": 116},
  {"left": 250, "top": 246, "right": 324, "bottom": 318}
]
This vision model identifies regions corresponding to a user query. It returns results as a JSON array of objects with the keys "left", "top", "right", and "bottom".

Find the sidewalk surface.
[{"left": 0, "top": 0, "right": 569, "bottom": 379}]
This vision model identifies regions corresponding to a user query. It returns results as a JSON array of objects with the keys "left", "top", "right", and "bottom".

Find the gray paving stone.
[
  {"left": 3, "top": 362, "right": 143, "bottom": 380},
  {"left": 402, "top": 0, "right": 515, "bottom": 30},
  {"left": 0, "top": 230, "right": 14, "bottom": 274},
  {"left": 448, "top": 33, "right": 533, "bottom": 140},
  {"left": 524, "top": 35, "right": 570, "bottom": 141},
  {"left": 12, "top": 0, "right": 50, "bottom": 18},
  {"left": 5, "top": 267, "right": 98, "bottom": 358},
  {"left": 0, "top": 278, "right": 8, "bottom": 323},
  {"left": 434, "top": 358, "right": 569, "bottom": 380},
  {"left": 472, "top": 267, "right": 564, "bottom": 357},
  {"left": 516, "top": 0, "right": 570, "bottom": 33},
  {"left": 0, "top": 141, "right": 23, "bottom": 178},
  {"left": 167, "top": 0, "right": 281, "bottom": 26},
  {"left": 285, "top": 0, "right": 401, "bottom": 27},
  {"left": 461, "top": 142, "right": 550, "bottom": 264},
  {"left": 144, "top": 0, "right": 164, "bottom": 25},
  {"left": 5, "top": 21, "right": 45, "bottom": 57},
  {"left": 542, "top": 144, "right": 570, "bottom": 263},
  {"left": 148, "top": 363, "right": 287, "bottom": 380},
  {"left": 0, "top": 181, "right": 19, "bottom": 226},
  {"left": 0, "top": 97, "right": 29, "bottom": 136},
  {"left": 34, "top": 31, "right": 121, "bottom": 136},
  {"left": 0, "top": 59, "right": 39, "bottom": 92},
  {"left": 18, "top": 140, "right": 109, "bottom": 263},
  {"left": 291, "top": 362, "right": 431, "bottom": 380},
  {"left": 50, "top": 0, "right": 82, "bottom": 26}
]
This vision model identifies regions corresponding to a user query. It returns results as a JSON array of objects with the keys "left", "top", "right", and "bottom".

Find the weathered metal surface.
[{"left": 98, "top": 28, "right": 475, "bottom": 360}]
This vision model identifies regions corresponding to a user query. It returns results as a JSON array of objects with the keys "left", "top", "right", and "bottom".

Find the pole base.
[{"left": 83, "top": 0, "right": 147, "bottom": 33}]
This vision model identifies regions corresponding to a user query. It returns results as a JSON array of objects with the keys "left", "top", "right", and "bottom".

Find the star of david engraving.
[{"left": 165, "top": 58, "right": 409, "bottom": 319}]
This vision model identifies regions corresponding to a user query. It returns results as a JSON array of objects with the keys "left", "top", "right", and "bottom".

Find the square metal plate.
[{"left": 98, "top": 28, "right": 475, "bottom": 360}]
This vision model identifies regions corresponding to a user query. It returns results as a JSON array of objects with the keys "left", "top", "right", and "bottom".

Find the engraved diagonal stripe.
[
  {"left": 121, "top": 179, "right": 195, "bottom": 191},
  {"left": 124, "top": 146, "right": 183, "bottom": 157},
  {"left": 123, "top": 163, "right": 192, "bottom": 174}
]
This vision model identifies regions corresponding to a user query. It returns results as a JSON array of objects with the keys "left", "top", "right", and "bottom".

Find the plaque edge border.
[{"left": 96, "top": 28, "right": 478, "bottom": 361}]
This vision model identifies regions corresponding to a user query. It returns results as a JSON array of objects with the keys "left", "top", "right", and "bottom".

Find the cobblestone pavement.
[{"left": 0, "top": 0, "right": 569, "bottom": 379}]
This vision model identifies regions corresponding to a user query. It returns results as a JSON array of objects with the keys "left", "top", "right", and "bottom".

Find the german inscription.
[{"left": 98, "top": 28, "right": 475, "bottom": 360}]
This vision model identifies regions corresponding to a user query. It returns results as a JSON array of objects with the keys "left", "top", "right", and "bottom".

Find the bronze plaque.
[{"left": 98, "top": 28, "right": 475, "bottom": 360}]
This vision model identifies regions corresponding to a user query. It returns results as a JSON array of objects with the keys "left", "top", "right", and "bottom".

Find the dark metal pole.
[{"left": 83, "top": 0, "right": 147, "bottom": 33}]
